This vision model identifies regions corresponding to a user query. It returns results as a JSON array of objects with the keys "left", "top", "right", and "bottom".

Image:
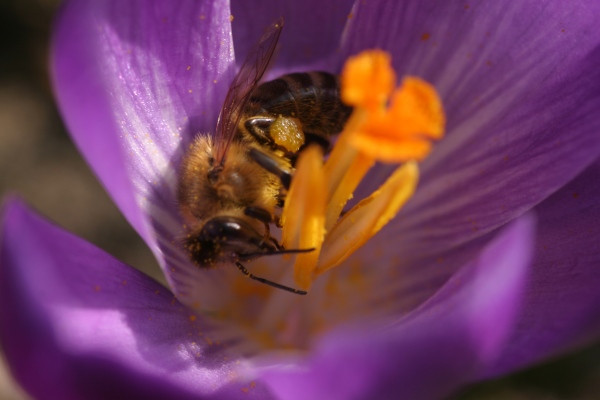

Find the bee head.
[{"left": 184, "top": 215, "right": 274, "bottom": 267}]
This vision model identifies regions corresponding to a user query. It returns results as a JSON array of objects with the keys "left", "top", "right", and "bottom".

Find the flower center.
[
  {"left": 203, "top": 50, "right": 445, "bottom": 354},
  {"left": 281, "top": 50, "right": 445, "bottom": 291}
]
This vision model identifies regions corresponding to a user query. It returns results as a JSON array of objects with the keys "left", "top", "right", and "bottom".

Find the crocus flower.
[{"left": 2, "top": 0, "right": 600, "bottom": 399}]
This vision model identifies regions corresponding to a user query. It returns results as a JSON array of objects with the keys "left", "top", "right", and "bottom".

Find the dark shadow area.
[
  {"left": 455, "top": 340, "right": 600, "bottom": 399},
  {"left": 0, "top": 0, "right": 161, "bottom": 278}
]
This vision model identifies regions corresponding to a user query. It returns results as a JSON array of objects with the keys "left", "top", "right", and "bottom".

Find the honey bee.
[{"left": 177, "top": 18, "right": 351, "bottom": 294}]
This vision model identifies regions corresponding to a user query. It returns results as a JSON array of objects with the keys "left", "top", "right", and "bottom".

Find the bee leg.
[
  {"left": 249, "top": 148, "right": 292, "bottom": 190},
  {"left": 269, "top": 236, "right": 284, "bottom": 250},
  {"left": 258, "top": 225, "right": 293, "bottom": 254},
  {"left": 243, "top": 207, "right": 288, "bottom": 254},
  {"left": 245, "top": 117, "right": 276, "bottom": 145},
  {"left": 244, "top": 206, "right": 277, "bottom": 245},
  {"left": 235, "top": 262, "right": 307, "bottom": 295},
  {"left": 244, "top": 206, "right": 273, "bottom": 223}
]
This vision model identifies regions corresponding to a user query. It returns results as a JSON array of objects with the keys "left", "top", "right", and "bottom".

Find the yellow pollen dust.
[{"left": 282, "top": 49, "right": 445, "bottom": 290}]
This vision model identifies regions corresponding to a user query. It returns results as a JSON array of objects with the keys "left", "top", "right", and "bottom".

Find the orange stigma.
[{"left": 282, "top": 49, "right": 445, "bottom": 290}]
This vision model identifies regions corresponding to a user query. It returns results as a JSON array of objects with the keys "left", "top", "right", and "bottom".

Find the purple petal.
[
  {"left": 230, "top": 0, "right": 355, "bottom": 75},
  {"left": 343, "top": 0, "right": 600, "bottom": 308},
  {"left": 484, "top": 159, "right": 600, "bottom": 377},
  {"left": 0, "top": 198, "right": 274, "bottom": 400},
  {"left": 262, "top": 215, "right": 534, "bottom": 400},
  {"left": 51, "top": 0, "right": 234, "bottom": 297}
]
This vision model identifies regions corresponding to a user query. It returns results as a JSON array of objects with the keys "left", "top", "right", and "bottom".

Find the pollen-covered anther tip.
[
  {"left": 341, "top": 49, "right": 396, "bottom": 111},
  {"left": 349, "top": 76, "right": 445, "bottom": 163}
]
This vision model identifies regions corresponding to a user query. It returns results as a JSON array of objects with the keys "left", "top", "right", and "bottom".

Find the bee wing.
[{"left": 214, "top": 17, "right": 284, "bottom": 165}]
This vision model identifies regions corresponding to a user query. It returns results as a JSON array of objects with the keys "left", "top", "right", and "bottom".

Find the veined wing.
[{"left": 213, "top": 17, "right": 284, "bottom": 165}]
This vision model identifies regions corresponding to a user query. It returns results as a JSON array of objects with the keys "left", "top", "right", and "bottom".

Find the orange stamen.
[
  {"left": 341, "top": 50, "right": 396, "bottom": 111},
  {"left": 280, "top": 50, "right": 446, "bottom": 290}
]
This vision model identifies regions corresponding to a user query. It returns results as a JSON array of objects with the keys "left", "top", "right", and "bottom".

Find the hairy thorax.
[{"left": 177, "top": 136, "right": 280, "bottom": 230}]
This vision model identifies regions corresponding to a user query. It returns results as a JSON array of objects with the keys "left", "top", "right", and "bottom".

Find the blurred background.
[
  {"left": 0, "top": 1, "right": 162, "bottom": 398},
  {"left": 0, "top": 1, "right": 599, "bottom": 399}
]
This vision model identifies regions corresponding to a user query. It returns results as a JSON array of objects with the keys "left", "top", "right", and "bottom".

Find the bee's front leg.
[
  {"left": 248, "top": 148, "right": 292, "bottom": 190},
  {"left": 245, "top": 117, "right": 275, "bottom": 145},
  {"left": 244, "top": 205, "right": 273, "bottom": 223},
  {"left": 244, "top": 205, "right": 278, "bottom": 248}
]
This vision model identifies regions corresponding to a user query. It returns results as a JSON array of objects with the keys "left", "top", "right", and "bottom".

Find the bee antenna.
[{"left": 235, "top": 262, "right": 307, "bottom": 295}]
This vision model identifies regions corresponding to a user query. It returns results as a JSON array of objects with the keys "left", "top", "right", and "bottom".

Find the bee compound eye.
[
  {"left": 195, "top": 216, "right": 271, "bottom": 261},
  {"left": 201, "top": 217, "right": 258, "bottom": 242}
]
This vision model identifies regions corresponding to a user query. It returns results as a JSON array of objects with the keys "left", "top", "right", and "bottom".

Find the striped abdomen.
[{"left": 246, "top": 72, "right": 352, "bottom": 138}]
